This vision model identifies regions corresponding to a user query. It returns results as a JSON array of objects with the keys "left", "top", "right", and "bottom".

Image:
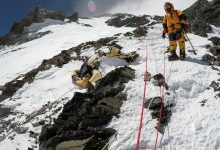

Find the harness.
[
  {"left": 166, "top": 10, "right": 181, "bottom": 30},
  {"left": 79, "top": 60, "right": 93, "bottom": 78}
]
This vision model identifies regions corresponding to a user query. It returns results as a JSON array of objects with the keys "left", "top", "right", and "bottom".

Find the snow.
[
  {"left": 1, "top": 16, "right": 220, "bottom": 150},
  {"left": 0, "top": 17, "right": 134, "bottom": 85}
]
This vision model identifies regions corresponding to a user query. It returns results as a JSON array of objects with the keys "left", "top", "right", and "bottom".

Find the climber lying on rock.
[{"left": 71, "top": 46, "right": 139, "bottom": 88}]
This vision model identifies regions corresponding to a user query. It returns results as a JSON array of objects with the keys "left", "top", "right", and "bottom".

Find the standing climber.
[
  {"left": 71, "top": 46, "right": 139, "bottom": 88},
  {"left": 162, "top": 2, "right": 188, "bottom": 60}
]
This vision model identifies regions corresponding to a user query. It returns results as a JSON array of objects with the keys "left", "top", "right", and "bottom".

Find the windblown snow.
[{"left": 0, "top": 16, "right": 220, "bottom": 150}]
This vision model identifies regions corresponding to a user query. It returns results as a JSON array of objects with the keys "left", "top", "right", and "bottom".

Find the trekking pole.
[{"left": 184, "top": 32, "right": 197, "bottom": 55}]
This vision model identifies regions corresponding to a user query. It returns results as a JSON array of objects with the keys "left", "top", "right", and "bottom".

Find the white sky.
[{"left": 108, "top": 0, "right": 207, "bottom": 16}]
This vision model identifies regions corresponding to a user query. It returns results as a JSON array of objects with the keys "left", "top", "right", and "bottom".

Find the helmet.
[{"left": 164, "top": 2, "right": 174, "bottom": 13}]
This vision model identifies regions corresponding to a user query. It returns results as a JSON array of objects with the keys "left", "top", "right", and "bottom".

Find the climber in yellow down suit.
[
  {"left": 71, "top": 46, "right": 139, "bottom": 88},
  {"left": 162, "top": 2, "right": 188, "bottom": 60}
]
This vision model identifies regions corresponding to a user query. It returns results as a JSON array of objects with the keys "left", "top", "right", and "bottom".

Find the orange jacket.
[{"left": 162, "top": 3, "right": 186, "bottom": 33}]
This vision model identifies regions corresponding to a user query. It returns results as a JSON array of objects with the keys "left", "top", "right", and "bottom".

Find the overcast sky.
[
  {"left": 0, "top": 0, "right": 206, "bottom": 36},
  {"left": 107, "top": 0, "right": 199, "bottom": 16}
]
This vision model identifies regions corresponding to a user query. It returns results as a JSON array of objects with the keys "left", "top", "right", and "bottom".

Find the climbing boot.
[
  {"left": 165, "top": 46, "right": 170, "bottom": 53},
  {"left": 180, "top": 51, "right": 186, "bottom": 60},
  {"left": 168, "top": 52, "right": 179, "bottom": 61}
]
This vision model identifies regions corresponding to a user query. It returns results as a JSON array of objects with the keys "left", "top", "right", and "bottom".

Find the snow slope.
[
  {"left": 0, "top": 17, "right": 133, "bottom": 85},
  {"left": 0, "top": 17, "right": 220, "bottom": 150}
]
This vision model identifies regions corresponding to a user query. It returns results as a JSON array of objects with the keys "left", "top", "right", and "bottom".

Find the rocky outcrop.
[
  {"left": 152, "top": 74, "right": 169, "bottom": 90},
  {"left": 184, "top": 0, "right": 220, "bottom": 37},
  {"left": 124, "top": 26, "right": 148, "bottom": 37},
  {"left": 208, "top": 37, "right": 220, "bottom": 57},
  {"left": 39, "top": 67, "right": 135, "bottom": 150},
  {"left": 67, "top": 12, "right": 79, "bottom": 23},
  {"left": 106, "top": 13, "right": 162, "bottom": 28},
  {"left": 0, "top": 36, "right": 117, "bottom": 102},
  {"left": 10, "top": 6, "right": 64, "bottom": 35},
  {"left": 0, "top": 31, "right": 52, "bottom": 46},
  {"left": 0, "top": 6, "right": 65, "bottom": 46},
  {"left": 144, "top": 97, "right": 172, "bottom": 134}
]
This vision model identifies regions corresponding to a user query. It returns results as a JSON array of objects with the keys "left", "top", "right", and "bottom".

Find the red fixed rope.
[
  {"left": 153, "top": 40, "right": 166, "bottom": 150},
  {"left": 135, "top": 39, "right": 148, "bottom": 150}
]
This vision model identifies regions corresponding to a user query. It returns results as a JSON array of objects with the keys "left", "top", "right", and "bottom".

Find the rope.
[
  {"left": 108, "top": 98, "right": 155, "bottom": 150},
  {"left": 101, "top": 131, "right": 118, "bottom": 150},
  {"left": 135, "top": 37, "right": 149, "bottom": 150},
  {"left": 153, "top": 39, "right": 166, "bottom": 150},
  {"left": 0, "top": 87, "right": 75, "bottom": 142}
]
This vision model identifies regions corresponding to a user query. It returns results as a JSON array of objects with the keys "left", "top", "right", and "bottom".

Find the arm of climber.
[
  {"left": 162, "top": 16, "right": 168, "bottom": 33},
  {"left": 177, "top": 10, "right": 187, "bottom": 24}
]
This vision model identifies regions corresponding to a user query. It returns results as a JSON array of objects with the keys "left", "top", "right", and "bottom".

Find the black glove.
[
  {"left": 181, "top": 24, "right": 189, "bottom": 32},
  {"left": 162, "top": 32, "right": 166, "bottom": 39}
]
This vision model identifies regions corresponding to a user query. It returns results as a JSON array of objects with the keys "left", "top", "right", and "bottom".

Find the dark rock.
[
  {"left": 15, "top": 126, "right": 29, "bottom": 134},
  {"left": 209, "top": 37, "right": 220, "bottom": 46},
  {"left": 200, "top": 99, "right": 207, "bottom": 107},
  {"left": 56, "top": 137, "right": 92, "bottom": 150},
  {"left": 98, "top": 97, "right": 123, "bottom": 115},
  {"left": 145, "top": 97, "right": 172, "bottom": 134},
  {"left": 210, "top": 46, "right": 220, "bottom": 56},
  {"left": 217, "top": 92, "right": 220, "bottom": 98},
  {"left": 68, "top": 12, "right": 79, "bottom": 23},
  {"left": 124, "top": 32, "right": 133, "bottom": 37},
  {"left": 0, "top": 31, "right": 52, "bottom": 46},
  {"left": 10, "top": 122, "right": 18, "bottom": 128},
  {"left": 202, "top": 54, "right": 216, "bottom": 64},
  {"left": 152, "top": 73, "right": 169, "bottom": 90},
  {"left": 39, "top": 67, "right": 135, "bottom": 150},
  {"left": 144, "top": 97, "right": 161, "bottom": 110},
  {"left": 82, "top": 24, "right": 93, "bottom": 27},
  {"left": 210, "top": 81, "right": 220, "bottom": 91},
  {"left": 45, "top": 10, "right": 65, "bottom": 21},
  {"left": 0, "top": 107, "right": 11, "bottom": 118},
  {"left": 106, "top": 13, "right": 160, "bottom": 28},
  {"left": 29, "top": 131, "right": 39, "bottom": 139},
  {"left": 0, "top": 135, "right": 5, "bottom": 142},
  {"left": 32, "top": 120, "right": 45, "bottom": 127},
  {"left": 0, "top": 6, "right": 65, "bottom": 46},
  {"left": 28, "top": 148, "right": 34, "bottom": 150},
  {"left": 133, "top": 26, "right": 148, "bottom": 37},
  {"left": 184, "top": 0, "right": 220, "bottom": 37}
]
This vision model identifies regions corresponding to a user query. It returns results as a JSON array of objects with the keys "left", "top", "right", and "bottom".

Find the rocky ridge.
[
  {"left": 39, "top": 66, "right": 135, "bottom": 150},
  {"left": 0, "top": 7, "right": 79, "bottom": 46},
  {"left": 184, "top": 0, "right": 220, "bottom": 37}
]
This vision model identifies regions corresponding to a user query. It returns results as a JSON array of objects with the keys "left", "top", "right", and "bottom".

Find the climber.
[
  {"left": 71, "top": 46, "right": 139, "bottom": 88},
  {"left": 162, "top": 2, "right": 188, "bottom": 60}
]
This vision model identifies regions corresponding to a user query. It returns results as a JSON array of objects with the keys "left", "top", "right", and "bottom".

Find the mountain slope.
[{"left": 0, "top": 13, "right": 220, "bottom": 150}]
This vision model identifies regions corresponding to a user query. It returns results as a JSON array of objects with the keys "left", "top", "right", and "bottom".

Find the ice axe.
[{"left": 184, "top": 32, "right": 197, "bottom": 55}]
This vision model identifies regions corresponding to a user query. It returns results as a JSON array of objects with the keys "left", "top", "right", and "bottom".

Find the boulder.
[
  {"left": 106, "top": 14, "right": 161, "bottom": 28},
  {"left": 0, "top": 6, "right": 65, "bottom": 46},
  {"left": 210, "top": 81, "right": 220, "bottom": 91},
  {"left": 152, "top": 74, "right": 169, "bottom": 90},
  {"left": 68, "top": 12, "right": 79, "bottom": 23},
  {"left": 144, "top": 97, "right": 161, "bottom": 110},
  {"left": 202, "top": 54, "right": 216, "bottom": 64},
  {"left": 144, "top": 97, "right": 172, "bottom": 134},
  {"left": 15, "top": 126, "right": 29, "bottom": 134},
  {"left": 184, "top": 0, "right": 220, "bottom": 37},
  {"left": 39, "top": 67, "right": 135, "bottom": 150},
  {"left": 56, "top": 137, "right": 92, "bottom": 150}
]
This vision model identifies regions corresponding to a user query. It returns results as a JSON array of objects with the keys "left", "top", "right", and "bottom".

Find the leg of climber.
[
  {"left": 89, "top": 69, "right": 102, "bottom": 85},
  {"left": 71, "top": 69, "right": 80, "bottom": 83},
  {"left": 178, "top": 33, "right": 186, "bottom": 60},
  {"left": 87, "top": 69, "right": 102, "bottom": 91},
  {"left": 168, "top": 40, "right": 179, "bottom": 61}
]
